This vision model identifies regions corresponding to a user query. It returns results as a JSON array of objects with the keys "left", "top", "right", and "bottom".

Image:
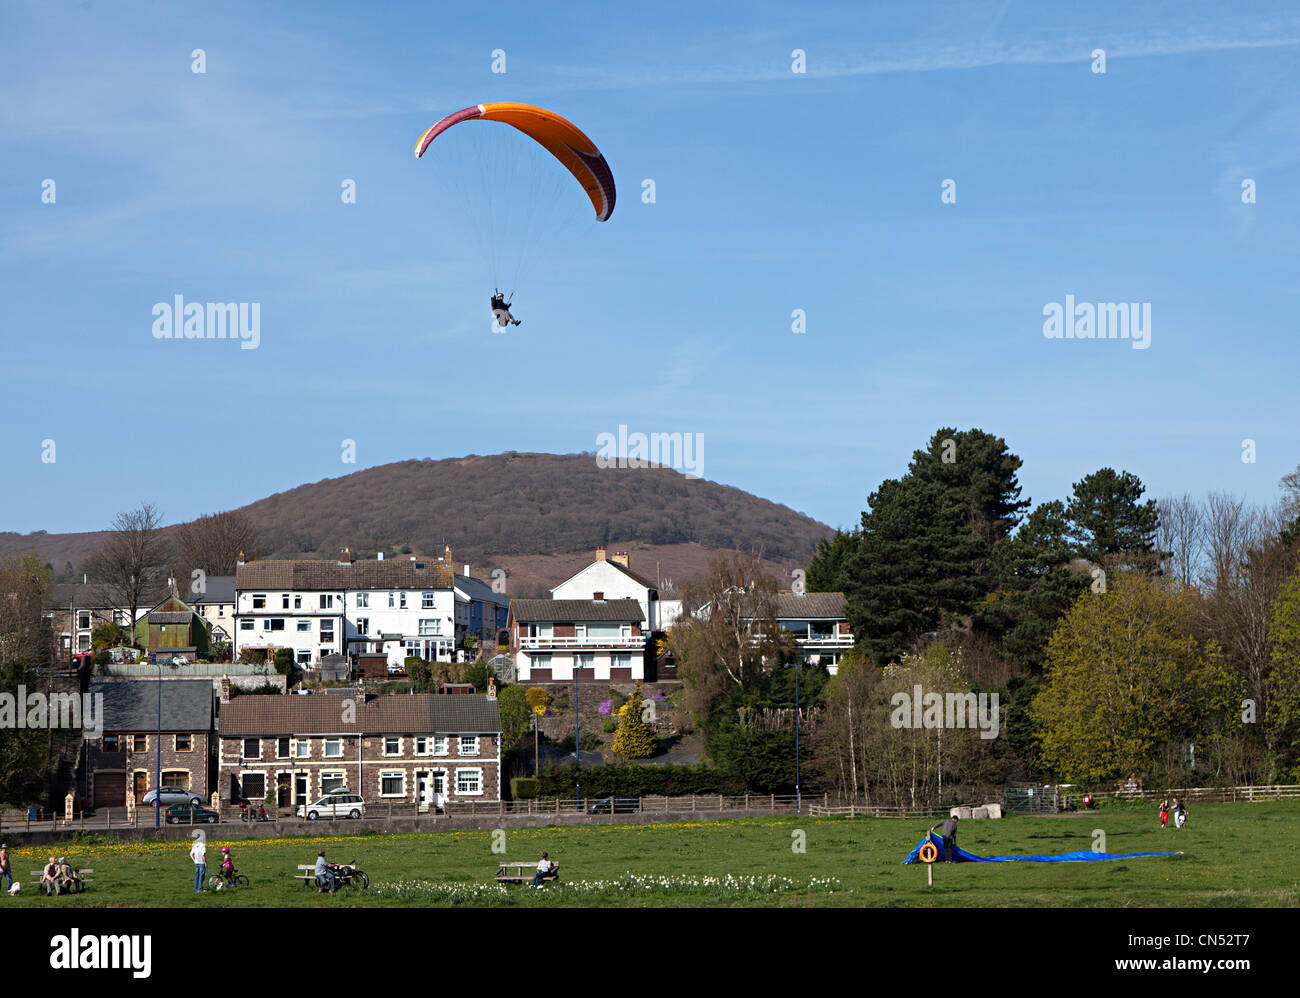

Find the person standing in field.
[
  {"left": 1159, "top": 799, "right": 1169, "bottom": 829},
  {"left": 189, "top": 836, "right": 207, "bottom": 892},
  {"left": 0, "top": 843, "right": 12, "bottom": 893},
  {"left": 929, "top": 815, "right": 960, "bottom": 863}
]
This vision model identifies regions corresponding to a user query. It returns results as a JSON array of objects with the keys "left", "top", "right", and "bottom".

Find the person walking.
[
  {"left": 0, "top": 843, "right": 12, "bottom": 894},
  {"left": 1159, "top": 799, "right": 1169, "bottom": 830},
  {"left": 189, "top": 836, "right": 207, "bottom": 892}
]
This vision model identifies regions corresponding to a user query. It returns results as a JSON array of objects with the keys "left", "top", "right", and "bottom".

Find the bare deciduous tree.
[
  {"left": 1157, "top": 492, "right": 1205, "bottom": 589},
  {"left": 86, "top": 503, "right": 169, "bottom": 638}
]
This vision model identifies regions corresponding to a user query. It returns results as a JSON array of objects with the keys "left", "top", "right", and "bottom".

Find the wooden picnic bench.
[
  {"left": 495, "top": 861, "right": 559, "bottom": 884},
  {"left": 30, "top": 868, "right": 93, "bottom": 895},
  {"left": 296, "top": 864, "right": 322, "bottom": 886}
]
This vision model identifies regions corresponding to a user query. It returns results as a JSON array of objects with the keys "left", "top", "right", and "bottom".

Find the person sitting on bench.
[
  {"left": 529, "top": 852, "right": 556, "bottom": 888},
  {"left": 40, "top": 856, "right": 59, "bottom": 895},
  {"left": 57, "top": 857, "right": 82, "bottom": 894},
  {"left": 315, "top": 851, "right": 337, "bottom": 893}
]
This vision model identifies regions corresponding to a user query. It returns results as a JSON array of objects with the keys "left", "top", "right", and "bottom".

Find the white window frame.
[
  {"left": 295, "top": 739, "right": 310, "bottom": 759},
  {"left": 459, "top": 735, "right": 479, "bottom": 757},
  {"left": 422, "top": 592, "right": 436, "bottom": 609},
  {"left": 432, "top": 736, "right": 449, "bottom": 757},
  {"left": 320, "top": 771, "right": 346, "bottom": 794},
  {"left": 455, "top": 768, "right": 483, "bottom": 796},
  {"left": 380, "top": 771, "right": 406, "bottom": 798},
  {"left": 324, "top": 738, "right": 343, "bottom": 758},
  {"left": 357, "top": 592, "right": 369, "bottom": 608},
  {"left": 382, "top": 736, "right": 402, "bottom": 757},
  {"left": 415, "top": 736, "right": 429, "bottom": 756}
]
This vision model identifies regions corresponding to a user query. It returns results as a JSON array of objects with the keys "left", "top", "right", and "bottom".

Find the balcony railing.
[{"left": 520, "top": 635, "right": 646, "bottom": 650}]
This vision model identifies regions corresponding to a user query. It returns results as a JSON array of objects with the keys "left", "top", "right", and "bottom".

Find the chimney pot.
[{"left": 596, "top": 546, "right": 606, "bottom": 561}]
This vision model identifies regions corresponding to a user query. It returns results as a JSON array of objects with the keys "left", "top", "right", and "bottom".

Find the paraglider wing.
[{"left": 415, "top": 102, "right": 615, "bottom": 221}]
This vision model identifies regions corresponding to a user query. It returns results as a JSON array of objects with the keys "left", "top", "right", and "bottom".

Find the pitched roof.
[
  {"left": 510, "top": 598, "right": 645, "bottom": 623},
  {"left": 772, "top": 592, "right": 848, "bottom": 619},
  {"left": 148, "top": 611, "right": 195, "bottom": 625},
  {"left": 50, "top": 580, "right": 171, "bottom": 611},
  {"left": 455, "top": 574, "right": 509, "bottom": 608},
  {"left": 90, "top": 678, "right": 214, "bottom": 731},
  {"left": 235, "top": 559, "right": 454, "bottom": 591},
  {"left": 218, "top": 693, "right": 501, "bottom": 736},
  {"left": 606, "top": 559, "right": 657, "bottom": 590},
  {"left": 190, "top": 576, "right": 235, "bottom": 605}
]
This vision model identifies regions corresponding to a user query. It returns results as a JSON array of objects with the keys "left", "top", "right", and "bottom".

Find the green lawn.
[{"left": 6, "top": 801, "right": 1297, "bottom": 907}]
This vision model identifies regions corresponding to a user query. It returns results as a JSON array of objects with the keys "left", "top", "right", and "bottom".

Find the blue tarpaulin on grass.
[{"left": 902, "top": 831, "right": 1182, "bottom": 864}]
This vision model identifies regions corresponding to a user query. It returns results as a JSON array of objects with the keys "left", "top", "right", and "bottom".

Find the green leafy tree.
[
  {"left": 907, "top": 427, "right": 1030, "bottom": 583},
  {"left": 497, "top": 685, "right": 531, "bottom": 749},
  {"left": 273, "top": 648, "right": 295, "bottom": 674},
  {"left": 464, "top": 663, "right": 492, "bottom": 692},
  {"left": 806, "top": 529, "right": 859, "bottom": 593},
  {"left": 91, "top": 621, "right": 128, "bottom": 651},
  {"left": 1031, "top": 574, "right": 1238, "bottom": 783},
  {"left": 407, "top": 658, "right": 432, "bottom": 692},
  {"left": 846, "top": 476, "right": 982, "bottom": 665},
  {"left": 612, "top": 682, "right": 658, "bottom": 759},
  {"left": 1265, "top": 570, "right": 1300, "bottom": 780},
  {"left": 1065, "top": 468, "right": 1161, "bottom": 571},
  {"left": 975, "top": 501, "right": 1090, "bottom": 673}
]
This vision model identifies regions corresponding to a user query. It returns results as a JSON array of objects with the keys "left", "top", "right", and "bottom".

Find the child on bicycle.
[{"left": 220, "top": 846, "right": 237, "bottom": 885}]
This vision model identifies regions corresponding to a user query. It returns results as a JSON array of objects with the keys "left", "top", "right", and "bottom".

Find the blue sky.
[{"left": 2, "top": 0, "right": 1298, "bottom": 538}]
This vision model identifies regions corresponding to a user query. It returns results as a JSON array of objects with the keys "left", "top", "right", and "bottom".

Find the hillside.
[{"left": 1, "top": 453, "right": 833, "bottom": 593}]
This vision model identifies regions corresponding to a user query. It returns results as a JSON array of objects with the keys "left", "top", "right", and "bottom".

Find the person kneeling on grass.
[
  {"left": 530, "top": 852, "right": 556, "bottom": 889},
  {"left": 315, "top": 851, "right": 336, "bottom": 893}
]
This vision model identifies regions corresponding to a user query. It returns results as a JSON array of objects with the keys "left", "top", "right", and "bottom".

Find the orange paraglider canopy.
[{"left": 415, "top": 102, "right": 615, "bottom": 221}]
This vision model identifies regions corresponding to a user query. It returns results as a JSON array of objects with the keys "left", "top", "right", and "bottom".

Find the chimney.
[
  {"left": 237, "top": 551, "right": 245, "bottom": 567},
  {"left": 338, "top": 547, "right": 352, "bottom": 566},
  {"left": 378, "top": 551, "right": 384, "bottom": 561},
  {"left": 83, "top": 573, "right": 87, "bottom": 584},
  {"left": 464, "top": 564, "right": 470, "bottom": 577},
  {"left": 611, "top": 551, "right": 629, "bottom": 567},
  {"left": 596, "top": 546, "right": 606, "bottom": 561},
  {"left": 593, "top": 591, "right": 605, "bottom": 602},
  {"left": 445, "top": 544, "right": 452, "bottom": 567}
]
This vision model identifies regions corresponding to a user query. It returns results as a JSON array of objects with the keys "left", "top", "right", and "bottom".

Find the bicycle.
[{"left": 208, "top": 871, "right": 250, "bottom": 891}]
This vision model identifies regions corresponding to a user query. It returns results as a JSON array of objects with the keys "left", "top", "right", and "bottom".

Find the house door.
[
  {"left": 133, "top": 771, "right": 149, "bottom": 804},
  {"left": 417, "top": 772, "right": 430, "bottom": 813},
  {"left": 276, "top": 773, "right": 291, "bottom": 808},
  {"left": 431, "top": 771, "right": 447, "bottom": 810},
  {"left": 295, "top": 774, "right": 308, "bottom": 807}
]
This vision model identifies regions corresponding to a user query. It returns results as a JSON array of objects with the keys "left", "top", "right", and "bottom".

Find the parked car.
[
  {"left": 165, "top": 802, "right": 219, "bottom": 824},
  {"left": 587, "top": 796, "right": 640, "bottom": 815},
  {"left": 141, "top": 787, "right": 202, "bottom": 808},
  {"left": 297, "top": 792, "right": 366, "bottom": 820}
]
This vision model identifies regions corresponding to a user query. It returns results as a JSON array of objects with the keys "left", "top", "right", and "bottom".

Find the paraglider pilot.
[
  {"left": 491, "top": 291, "right": 521, "bottom": 328},
  {"left": 930, "top": 814, "right": 959, "bottom": 863}
]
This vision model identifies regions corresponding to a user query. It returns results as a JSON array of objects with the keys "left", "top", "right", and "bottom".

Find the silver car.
[
  {"left": 297, "top": 792, "right": 366, "bottom": 820},
  {"left": 141, "top": 787, "right": 203, "bottom": 807}
]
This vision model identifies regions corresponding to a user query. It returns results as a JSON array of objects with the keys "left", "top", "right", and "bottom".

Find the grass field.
[{"left": 4, "top": 801, "right": 1297, "bottom": 907}]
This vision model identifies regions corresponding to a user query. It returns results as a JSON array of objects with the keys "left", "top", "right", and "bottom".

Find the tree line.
[{"left": 666, "top": 428, "right": 1300, "bottom": 802}]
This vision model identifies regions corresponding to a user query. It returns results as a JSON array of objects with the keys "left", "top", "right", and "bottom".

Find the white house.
[
  {"left": 550, "top": 546, "right": 682, "bottom": 632},
  {"left": 233, "top": 552, "right": 457, "bottom": 668}
]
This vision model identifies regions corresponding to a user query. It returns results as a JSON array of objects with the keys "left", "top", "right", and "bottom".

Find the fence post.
[
  {"left": 744, "top": 793, "right": 749, "bottom": 812},
  {"left": 770, "top": 794, "right": 774, "bottom": 813},
  {"left": 692, "top": 796, "right": 697, "bottom": 813}
]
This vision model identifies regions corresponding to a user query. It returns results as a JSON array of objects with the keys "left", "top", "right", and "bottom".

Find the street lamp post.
[
  {"left": 574, "top": 680, "right": 580, "bottom": 811},
  {"left": 794, "top": 659, "right": 801, "bottom": 812},
  {"left": 154, "top": 660, "right": 162, "bottom": 829}
]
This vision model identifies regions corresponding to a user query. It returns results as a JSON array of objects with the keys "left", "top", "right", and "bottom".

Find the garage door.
[{"left": 93, "top": 773, "right": 126, "bottom": 808}]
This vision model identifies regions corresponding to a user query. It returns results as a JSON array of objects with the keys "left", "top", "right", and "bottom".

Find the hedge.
[
  {"left": 536, "top": 763, "right": 743, "bottom": 798},
  {"left": 510, "top": 777, "right": 540, "bottom": 800}
]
